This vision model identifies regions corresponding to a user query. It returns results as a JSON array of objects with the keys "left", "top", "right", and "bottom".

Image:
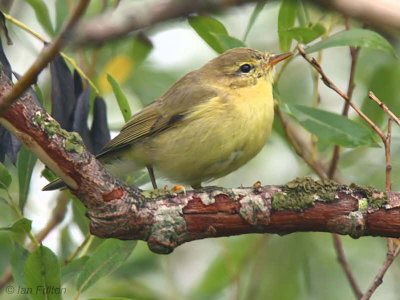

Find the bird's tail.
[{"left": 42, "top": 178, "right": 67, "bottom": 191}]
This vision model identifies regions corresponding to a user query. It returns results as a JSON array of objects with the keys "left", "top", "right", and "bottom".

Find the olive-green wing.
[{"left": 96, "top": 73, "right": 218, "bottom": 159}]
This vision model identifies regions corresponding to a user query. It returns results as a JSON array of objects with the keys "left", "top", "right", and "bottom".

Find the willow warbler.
[{"left": 43, "top": 48, "right": 292, "bottom": 191}]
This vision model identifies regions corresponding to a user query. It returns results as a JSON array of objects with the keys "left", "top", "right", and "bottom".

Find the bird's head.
[{"left": 200, "top": 47, "right": 292, "bottom": 88}]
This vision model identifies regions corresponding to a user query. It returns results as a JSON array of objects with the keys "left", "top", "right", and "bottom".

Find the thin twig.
[
  {"left": 384, "top": 119, "right": 392, "bottom": 192},
  {"left": 297, "top": 45, "right": 386, "bottom": 140},
  {"left": 361, "top": 246, "right": 400, "bottom": 300},
  {"left": 328, "top": 47, "right": 360, "bottom": 178},
  {"left": 0, "top": 0, "right": 90, "bottom": 115},
  {"left": 369, "top": 92, "right": 400, "bottom": 127},
  {"left": 332, "top": 234, "right": 363, "bottom": 299}
]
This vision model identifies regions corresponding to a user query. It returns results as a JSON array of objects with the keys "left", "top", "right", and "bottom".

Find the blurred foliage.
[{"left": 0, "top": 1, "right": 400, "bottom": 300}]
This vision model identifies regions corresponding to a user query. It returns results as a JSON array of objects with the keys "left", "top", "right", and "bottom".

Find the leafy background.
[{"left": 1, "top": 0, "right": 400, "bottom": 299}]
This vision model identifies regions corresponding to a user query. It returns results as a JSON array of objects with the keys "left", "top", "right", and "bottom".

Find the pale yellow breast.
[{"left": 128, "top": 77, "right": 274, "bottom": 185}]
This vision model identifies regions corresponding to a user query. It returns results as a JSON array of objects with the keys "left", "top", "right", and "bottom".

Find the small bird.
[{"left": 43, "top": 48, "right": 292, "bottom": 191}]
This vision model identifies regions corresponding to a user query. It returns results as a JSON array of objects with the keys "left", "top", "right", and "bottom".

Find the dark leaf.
[
  {"left": 17, "top": 147, "right": 37, "bottom": 210},
  {"left": 50, "top": 54, "right": 76, "bottom": 131},
  {"left": 0, "top": 24, "right": 11, "bottom": 78},
  {"left": 0, "top": 11, "right": 12, "bottom": 45},
  {"left": 72, "top": 89, "right": 92, "bottom": 151},
  {"left": 0, "top": 128, "right": 20, "bottom": 164},
  {"left": 90, "top": 97, "right": 110, "bottom": 155},
  {"left": 12, "top": 72, "right": 42, "bottom": 107},
  {"left": 73, "top": 70, "right": 84, "bottom": 100}
]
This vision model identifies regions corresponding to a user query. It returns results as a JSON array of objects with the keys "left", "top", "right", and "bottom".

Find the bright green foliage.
[
  {"left": 278, "top": 0, "right": 298, "bottom": 51},
  {"left": 305, "top": 28, "right": 396, "bottom": 55},
  {"left": 286, "top": 104, "right": 380, "bottom": 148},
  {"left": 108, "top": 74, "right": 133, "bottom": 122},
  {"left": 188, "top": 16, "right": 246, "bottom": 53}
]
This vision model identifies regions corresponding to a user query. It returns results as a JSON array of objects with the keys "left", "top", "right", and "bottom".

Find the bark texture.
[{"left": 1, "top": 69, "right": 400, "bottom": 254}]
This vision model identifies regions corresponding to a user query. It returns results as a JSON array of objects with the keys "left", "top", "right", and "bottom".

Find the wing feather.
[{"left": 97, "top": 72, "right": 219, "bottom": 159}]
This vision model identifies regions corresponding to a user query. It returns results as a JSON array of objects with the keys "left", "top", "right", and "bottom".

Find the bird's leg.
[
  {"left": 146, "top": 165, "right": 158, "bottom": 189},
  {"left": 191, "top": 183, "right": 202, "bottom": 189}
]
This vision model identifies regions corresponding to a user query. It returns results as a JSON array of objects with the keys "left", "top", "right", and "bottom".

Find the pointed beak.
[{"left": 264, "top": 52, "right": 293, "bottom": 68}]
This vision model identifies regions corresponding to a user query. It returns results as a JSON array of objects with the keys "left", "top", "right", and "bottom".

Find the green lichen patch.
[
  {"left": 63, "top": 132, "right": 84, "bottom": 153},
  {"left": 272, "top": 177, "right": 341, "bottom": 211},
  {"left": 32, "top": 111, "right": 84, "bottom": 153},
  {"left": 349, "top": 183, "right": 387, "bottom": 209}
]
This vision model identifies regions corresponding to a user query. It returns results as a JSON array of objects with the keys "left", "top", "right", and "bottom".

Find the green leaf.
[
  {"left": 243, "top": 0, "right": 268, "bottom": 41},
  {"left": 61, "top": 256, "right": 89, "bottom": 284},
  {"left": 88, "top": 298, "right": 136, "bottom": 300},
  {"left": 131, "top": 34, "right": 153, "bottom": 66},
  {"left": 17, "top": 147, "right": 37, "bottom": 210},
  {"left": 296, "top": 0, "right": 310, "bottom": 27},
  {"left": 278, "top": 0, "right": 298, "bottom": 52},
  {"left": 55, "top": 0, "right": 68, "bottom": 33},
  {"left": 284, "top": 24, "right": 325, "bottom": 44},
  {"left": 24, "top": 0, "right": 54, "bottom": 36},
  {"left": 288, "top": 104, "right": 380, "bottom": 148},
  {"left": 24, "top": 245, "right": 61, "bottom": 300},
  {"left": 76, "top": 239, "right": 136, "bottom": 293},
  {"left": 107, "top": 74, "right": 132, "bottom": 123},
  {"left": 11, "top": 243, "right": 29, "bottom": 287},
  {"left": 0, "top": 218, "right": 32, "bottom": 234},
  {"left": 0, "top": 162, "right": 11, "bottom": 190},
  {"left": 305, "top": 29, "right": 395, "bottom": 55},
  {"left": 188, "top": 16, "right": 245, "bottom": 53}
]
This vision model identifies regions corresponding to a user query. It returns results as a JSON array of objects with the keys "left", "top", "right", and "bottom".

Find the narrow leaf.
[
  {"left": 243, "top": 0, "right": 268, "bottom": 41},
  {"left": 0, "top": 162, "right": 11, "bottom": 189},
  {"left": 61, "top": 256, "right": 89, "bottom": 284},
  {"left": 76, "top": 239, "right": 136, "bottom": 292},
  {"left": 296, "top": 0, "right": 310, "bottom": 27},
  {"left": 305, "top": 29, "right": 395, "bottom": 55},
  {"left": 0, "top": 129, "right": 21, "bottom": 164},
  {"left": 24, "top": 0, "right": 54, "bottom": 36},
  {"left": 107, "top": 74, "right": 132, "bottom": 122},
  {"left": 24, "top": 245, "right": 61, "bottom": 300},
  {"left": 17, "top": 147, "right": 37, "bottom": 210},
  {"left": 278, "top": 0, "right": 298, "bottom": 52},
  {"left": 288, "top": 104, "right": 380, "bottom": 148}
]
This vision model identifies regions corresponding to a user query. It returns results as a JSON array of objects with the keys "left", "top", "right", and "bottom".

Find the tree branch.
[
  {"left": 71, "top": 0, "right": 260, "bottom": 45},
  {"left": 1, "top": 69, "right": 400, "bottom": 254}
]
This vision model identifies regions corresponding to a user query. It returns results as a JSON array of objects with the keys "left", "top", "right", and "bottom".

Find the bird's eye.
[{"left": 239, "top": 64, "right": 252, "bottom": 73}]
